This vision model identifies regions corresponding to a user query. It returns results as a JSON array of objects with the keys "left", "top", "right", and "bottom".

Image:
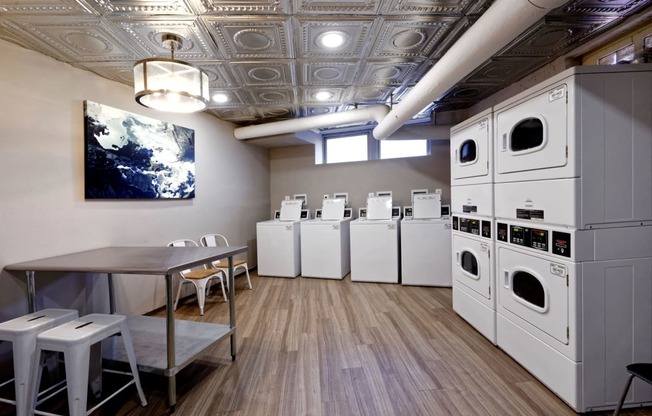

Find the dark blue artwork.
[{"left": 84, "top": 101, "right": 195, "bottom": 199}]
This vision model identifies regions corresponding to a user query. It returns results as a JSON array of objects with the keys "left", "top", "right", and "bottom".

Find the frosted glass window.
[
  {"left": 326, "top": 135, "right": 368, "bottom": 164},
  {"left": 380, "top": 140, "right": 428, "bottom": 160}
]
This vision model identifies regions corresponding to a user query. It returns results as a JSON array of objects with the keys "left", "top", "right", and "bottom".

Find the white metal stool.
[
  {"left": 0, "top": 308, "right": 78, "bottom": 416},
  {"left": 30, "top": 314, "right": 147, "bottom": 416}
]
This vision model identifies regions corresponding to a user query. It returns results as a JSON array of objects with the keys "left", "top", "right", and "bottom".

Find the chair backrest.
[
  {"left": 200, "top": 234, "right": 230, "bottom": 248},
  {"left": 167, "top": 239, "right": 199, "bottom": 274}
]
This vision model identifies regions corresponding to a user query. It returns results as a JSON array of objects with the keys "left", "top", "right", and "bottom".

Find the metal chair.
[
  {"left": 199, "top": 234, "right": 252, "bottom": 291},
  {"left": 613, "top": 363, "right": 652, "bottom": 416},
  {"left": 168, "top": 239, "right": 227, "bottom": 315}
]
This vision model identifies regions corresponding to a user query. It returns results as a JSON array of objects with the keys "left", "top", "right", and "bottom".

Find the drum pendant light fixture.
[{"left": 133, "top": 33, "right": 209, "bottom": 113}]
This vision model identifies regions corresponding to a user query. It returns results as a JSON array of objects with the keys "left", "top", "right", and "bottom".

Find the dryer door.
[
  {"left": 495, "top": 84, "right": 568, "bottom": 177},
  {"left": 497, "top": 246, "right": 570, "bottom": 344},
  {"left": 452, "top": 234, "right": 491, "bottom": 299},
  {"left": 450, "top": 116, "right": 491, "bottom": 184}
]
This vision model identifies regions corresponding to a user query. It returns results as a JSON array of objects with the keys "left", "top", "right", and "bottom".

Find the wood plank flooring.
[{"left": 4, "top": 271, "right": 652, "bottom": 415}]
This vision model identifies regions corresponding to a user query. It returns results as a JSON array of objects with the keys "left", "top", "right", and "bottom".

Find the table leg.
[
  {"left": 27, "top": 271, "right": 36, "bottom": 313},
  {"left": 108, "top": 272, "right": 116, "bottom": 314},
  {"left": 166, "top": 272, "right": 177, "bottom": 411},
  {"left": 228, "top": 257, "right": 236, "bottom": 361}
]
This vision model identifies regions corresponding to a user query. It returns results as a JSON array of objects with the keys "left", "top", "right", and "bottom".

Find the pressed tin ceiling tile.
[{"left": 0, "top": 0, "right": 649, "bottom": 125}]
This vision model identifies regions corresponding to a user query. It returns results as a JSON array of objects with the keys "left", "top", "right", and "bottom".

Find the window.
[
  {"left": 598, "top": 43, "right": 635, "bottom": 65},
  {"left": 325, "top": 134, "right": 368, "bottom": 164},
  {"left": 322, "top": 130, "right": 430, "bottom": 164},
  {"left": 379, "top": 139, "right": 429, "bottom": 160}
]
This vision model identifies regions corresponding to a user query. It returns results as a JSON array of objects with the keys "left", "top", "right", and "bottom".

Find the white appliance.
[
  {"left": 256, "top": 199, "right": 305, "bottom": 278},
  {"left": 350, "top": 195, "right": 400, "bottom": 283},
  {"left": 401, "top": 218, "right": 451, "bottom": 286},
  {"left": 451, "top": 214, "right": 496, "bottom": 344},
  {"left": 493, "top": 64, "right": 652, "bottom": 228},
  {"left": 301, "top": 198, "right": 351, "bottom": 279},
  {"left": 495, "top": 219, "right": 652, "bottom": 412},
  {"left": 451, "top": 107, "right": 494, "bottom": 187}
]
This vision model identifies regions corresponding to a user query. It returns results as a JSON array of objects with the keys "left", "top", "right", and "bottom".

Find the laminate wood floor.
[{"left": 5, "top": 271, "right": 652, "bottom": 415}]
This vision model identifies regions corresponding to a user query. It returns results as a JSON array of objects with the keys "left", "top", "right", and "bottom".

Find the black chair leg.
[{"left": 613, "top": 374, "right": 635, "bottom": 416}]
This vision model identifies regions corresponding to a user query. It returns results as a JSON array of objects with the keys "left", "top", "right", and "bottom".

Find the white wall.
[
  {"left": 269, "top": 142, "right": 450, "bottom": 214},
  {"left": 0, "top": 39, "right": 270, "bottom": 320}
]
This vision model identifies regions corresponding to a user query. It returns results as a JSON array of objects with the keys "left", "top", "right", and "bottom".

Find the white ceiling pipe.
[
  {"left": 373, "top": 0, "right": 570, "bottom": 140},
  {"left": 386, "top": 124, "right": 452, "bottom": 141},
  {"left": 234, "top": 105, "right": 390, "bottom": 140}
]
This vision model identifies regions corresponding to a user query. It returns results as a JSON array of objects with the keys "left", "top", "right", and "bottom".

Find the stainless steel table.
[{"left": 4, "top": 245, "right": 246, "bottom": 412}]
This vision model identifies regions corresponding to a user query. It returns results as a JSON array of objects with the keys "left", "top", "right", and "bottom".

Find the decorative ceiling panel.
[
  {"left": 357, "top": 61, "right": 418, "bottom": 85},
  {"left": 381, "top": 0, "right": 482, "bottom": 15},
  {"left": 115, "top": 17, "right": 217, "bottom": 60},
  {"left": 247, "top": 87, "right": 297, "bottom": 106},
  {"left": 0, "top": 16, "right": 143, "bottom": 62},
  {"left": 202, "top": 16, "right": 292, "bottom": 59},
  {"left": 192, "top": 0, "right": 288, "bottom": 15},
  {"left": 300, "top": 61, "right": 359, "bottom": 85},
  {"left": 232, "top": 60, "right": 295, "bottom": 86},
  {"left": 84, "top": 0, "right": 195, "bottom": 16},
  {"left": 0, "top": 0, "right": 97, "bottom": 15},
  {"left": 498, "top": 16, "right": 615, "bottom": 58},
  {"left": 0, "top": 0, "right": 650, "bottom": 127},
  {"left": 293, "top": 0, "right": 380, "bottom": 15},
  {"left": 298, "top": 18, "right": 376, "bottom": 59},
  {"left": 370, "top": 17, "right": 458, "bottom": 59}
]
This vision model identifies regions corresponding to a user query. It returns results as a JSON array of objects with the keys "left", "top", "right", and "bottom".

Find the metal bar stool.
[
  {"left": 30, "top": 313, "right": 147, "bottom": 416},
  {"left": 0, "top": 309, "right": 79, "bottom": 416},
  {"left": 613, "top": 363, "right": 652, "bottom": 416}
]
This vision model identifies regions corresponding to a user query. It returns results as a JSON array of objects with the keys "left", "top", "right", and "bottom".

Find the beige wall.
[
  {"left": 269, "top": 142, "right": 450, "bottom": 214},
  {"left": 0, "top": 39, "right": 270, "bottom": 320}
]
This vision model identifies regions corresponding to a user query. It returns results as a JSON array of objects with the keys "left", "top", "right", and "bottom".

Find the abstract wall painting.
[{"left": 84, "top": 100, "right": 195, "bottom": 199}]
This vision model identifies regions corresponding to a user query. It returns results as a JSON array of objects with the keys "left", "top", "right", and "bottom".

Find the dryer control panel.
[
  {"left": 452, "top": 216, "right": 491, "bottom": 239},
  {"left": 497, "top": 222, "right": 572, "bottom": 258}
]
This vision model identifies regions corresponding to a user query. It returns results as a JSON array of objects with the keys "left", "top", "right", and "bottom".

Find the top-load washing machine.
[
  {"left": 495, "top": 219, "right": 652, "bottom": 412},
  {"left": 451, "top": 108, "right": 495, "bottom": 218},
  {"left": 301, "top": 198, "right": 353, "bottom": 279},
  {"left": 401, "top": 193, "right": 452, "bottom": 286},
  {"left": 257, "top": 199, "right": 306, "bottom": 278},
  {"left": 493, "top": 64, "right": 652, "bottom": 229},
  {"left": 350, "top": 195, "right": 401, "bottom": 284}
]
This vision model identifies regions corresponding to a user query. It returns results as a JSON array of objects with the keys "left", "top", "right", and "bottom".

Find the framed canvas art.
[{"left": 84, "top": 101, "right": 195, "bottom": 199}]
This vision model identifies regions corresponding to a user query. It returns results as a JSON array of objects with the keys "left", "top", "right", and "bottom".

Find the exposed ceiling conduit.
[
  {"left": 234, "top": 105, "right": 390, "bottom": 140},
  {"left": 372, "top": 0, "right": 570, "bottom": 140}
]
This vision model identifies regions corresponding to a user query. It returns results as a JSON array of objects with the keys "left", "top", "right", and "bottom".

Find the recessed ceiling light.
[
  {"left": 212, "top": 93, "right": 229, "bottom": 103},
  {"left": 315, "top": 91, "right": 333, "bottom": 101},
  {"left": 318, "top": 32, "right": 346, "bottom": 49}
]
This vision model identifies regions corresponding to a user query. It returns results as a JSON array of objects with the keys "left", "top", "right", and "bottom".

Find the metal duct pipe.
[
  {"left": 372, "top": 0, "right": 570, "bottom": 140},
  {"left": 234, "top": 105, "right": 390, "bottom": 140}
]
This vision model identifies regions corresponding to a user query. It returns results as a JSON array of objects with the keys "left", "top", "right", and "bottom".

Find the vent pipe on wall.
[
  {"left": 234, "top": 105, "right": 390, "bottom": 140},
  {"left": 372, "top": 0, "right": 570, "bottom": 140}
]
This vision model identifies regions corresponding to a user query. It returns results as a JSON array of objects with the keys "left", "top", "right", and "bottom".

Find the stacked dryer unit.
[
  {"left": 256, "top": 199, "right": 308, "bottom": 278},
  {"left": 301, "top": 197, "right": 353, "bottom": 279},
  {"left": 492, "top": 64, "right": 652, "bottom": 412},
  {"left": 450, "top": 107, "right": 497, "bottom": 344}
]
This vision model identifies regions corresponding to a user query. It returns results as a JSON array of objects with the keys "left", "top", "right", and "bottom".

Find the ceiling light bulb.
[
  {"left": 315, "top": 91, "right": 333, "bottom": 101},
  {"left": 212, "top": 93, "right": 229, "bottom": 103},
  {"left": 319, "top": 32, "right": 345, "bottom": 49}
]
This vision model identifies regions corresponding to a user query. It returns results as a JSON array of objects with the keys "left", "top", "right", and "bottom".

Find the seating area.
[
  {"left": 169, "top": 234, "right": 253, "bottom": 316},
  {"left": 0, "top": 310, "right": 146, "bottom": 416}
]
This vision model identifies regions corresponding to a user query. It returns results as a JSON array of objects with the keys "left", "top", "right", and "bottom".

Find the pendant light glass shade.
[{"left": 133, "top": 34, "right": 209, "bottom": 113}]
